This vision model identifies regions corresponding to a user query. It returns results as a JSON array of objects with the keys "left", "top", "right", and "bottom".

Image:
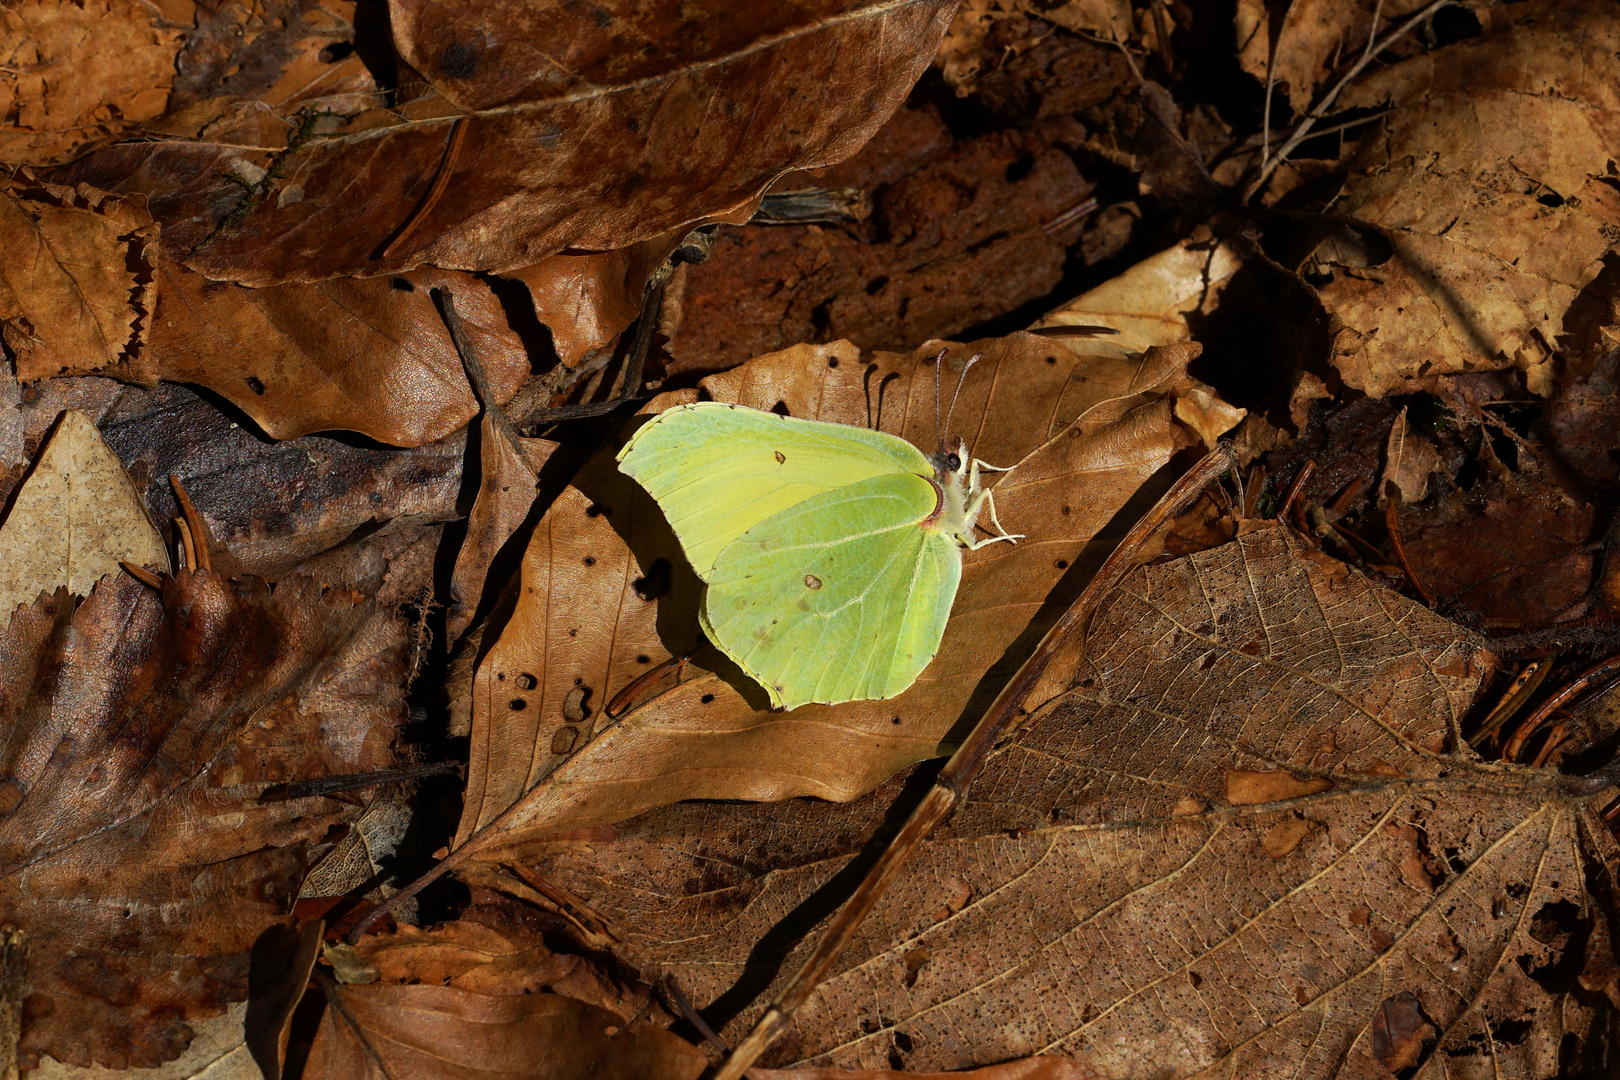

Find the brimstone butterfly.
[{"left": 616, "top": 380, "right": 1020, "bottom": 710}]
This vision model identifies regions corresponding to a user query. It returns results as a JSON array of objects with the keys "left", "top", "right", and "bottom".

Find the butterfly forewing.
[
  {"left": 702, "top": 472, "right": 961, "bottom": 709},
  {"left": 617, "top": 403, "right": 934, "bottom": 577}
]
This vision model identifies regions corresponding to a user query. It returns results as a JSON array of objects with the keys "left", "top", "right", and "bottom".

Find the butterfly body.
[{"left": 617, "top": 402, "right": 1018, "bottom": 709}]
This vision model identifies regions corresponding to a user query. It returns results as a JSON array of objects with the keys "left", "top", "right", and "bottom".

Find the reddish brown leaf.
[
  {"left": 148, "top": 261, "right": 531, "bottom": 446},
  {"left": 304, "top": 983, "right": 707, "bottom": 1079},
  {"left": 55, "top": 0, "right": 956, "bottom": 285},
  {"left": 0, "top": 571, "right": 403, "bottom": 1069}
]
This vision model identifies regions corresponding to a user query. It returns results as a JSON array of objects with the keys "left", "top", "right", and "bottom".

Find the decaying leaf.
[
  {"left": 147, "top": 263, "right": 531, "bottom": 446},
  {"left": 56, "top": 0, "right": 957, "bottom": 285},
  {"left": 0, "top": 409, "right": 168, "bottom": 618},
  {"left": 453, "top": 333, "right": 1240, "bottom": 860},
  {"left": 0, "top": 571, "right": 403, "bottom": 1069},
  {"left": 303, "top": 984, "right": 707, "bottom": 1080},
  {"left": 0, "top": 0, "right": 188, "bottom": 165},
  {"left": 0, "top": 175, "right": 156, "bottom": 383},
  {"left": 1378, "top": 405, "right": 1442, "bottom": 505},
  {"left": 936, "top": 0, "right": 1134, "bottom": 96},
  {"left": 1314, "top": 0, "right": 1620, "bottom": 397},
  {"left": 1233, "top": 0, "right": 1427, "bottom": 113},
  {"left": 752, "top": 1059, "right": 1097, "bottom": 1079},
  {"left": 535, "top": 524, "right": 1617, "bottom": 1075}
]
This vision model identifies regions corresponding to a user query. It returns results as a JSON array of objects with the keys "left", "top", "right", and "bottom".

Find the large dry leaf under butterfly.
[
  {"left": 54, "top": 0, "right": 956, "bottom": 286},
  {"left": 534, "top": 524, "right": 1618, "bottom": 1076},
  {"left": 453, "top": 334, "right": 1241, "bottom": 860},
  {"left": 0, "top": 572, "right": 403, "bottom": 1069}
]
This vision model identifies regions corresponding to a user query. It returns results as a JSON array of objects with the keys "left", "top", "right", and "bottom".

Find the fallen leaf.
[
  {"left": 1379, "top": 405, "right": 1442, "bottom": 505},
  {"left": 1029, "top": 235, "right": 1245, "bottom": 356},
  {"left": 303, "top": 984, "right": 707, "bottom": 1079},
  {"left": 32, "top": 1003, "right": 259, "bottom": 1080},
  {"left": 147, "top": 262, "right": 531, "bottom": 446},
  {"left": 535, "top": 525, "right": 1616, "bottom": 1074},
  {"left": 937, "top": 0, "right": 1133, "bottom": 96},
  {"left": 0, "top": 410, "right": 168, "bottom": 618},
  {"left": 97, "top": 382, "right": 466, "bottom": 581},
  {"left": 353, "top": 920, "right": 577, "bottom": 997},
  {"left": 55, "top": 0, "right": 957, "bottom": 285},
  {"left": 0, "top": 175, "right": 156, "bottom": 383},
  {"left": 1399, "top": 453, "right": 1596, "bottom": 627},
  {"left": 0, "top": 571, "right": 403, "bottom": 1069},
  {"left": 506, "top": 233, "right": 687, "bottom": 368},
  {"left": 750, "top": 1058, "right": 1097, "bottom": 1079},
  {"left": 1312, "top": 0, "right": 1620, "bottom": 397},
  {"left": 454, "top": 333, "right": 1237, "bottom": 859},
  {"left": 0, "top": 0, "right": 189, "bottom": 165}
]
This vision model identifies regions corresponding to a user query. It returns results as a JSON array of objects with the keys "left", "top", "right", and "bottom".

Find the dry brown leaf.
[
  {"left": 535, "top": 524, "right": 1618, "bottom": 1075},
  {"left": 32, "top": 1003, "right": 259, "bottom": 1080},
  {"left": 0, "top": 176, "right": 156, "bottom": 383},
  {"left": 504, "top": 233, "right": 687, "bottom": 368},
  {"left": 0, "top": 410, "right": 168, "bottom": 617},
  {"left": 1378, "top": 405, "right": 1442, "bottom": 505},
  {"left": 1233, "top": 0, "right": 1427, "bottom": 113},
  {"left": 454, "top": 333, "right": 1239, "bottom": 860},
  {"left": 1314, "top": 0, "right": 1620, "bottom": 397},
  {"left": 56, "top": 0, "right": 956, "bottom": 286},
  {"left": 1029, "top": 235, "right": 1245, "bottom": 356},
  {"left": 0, "top": 572, "right": 403, "bottom": 1069},
  {"left": 147, "top": 262, "right": 531, "bottom": 446},
  {"left": 353, "top": 920, "right": 578, "bottom": 997},
  {"left": 303, "top": 984, "right": 707, "bottom": 1079},
  {"left": 937, "top": 0, "right": 1133, "bottom": 96},
  {"left": 0, "top": 0, "right": 190, "bottom": 165}
]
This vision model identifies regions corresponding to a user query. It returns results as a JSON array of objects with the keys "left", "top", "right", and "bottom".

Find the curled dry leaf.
[
  {"left": 1029, "top": 236, "right": 1244, "bottom": 357},
  {"left": 148, "top": 263, "right": 531, "bottom": 446},
  {"left": 304, "top": 984, "right": 707, "bottom": 1080},
  {"left": 0, "top": 0, "right": 187, "bottom": 165},
  {"left": 1314, "top": 0, "right": 1620, "bottom": 397},
  {"left": 56, "top": 0, "right": 957, "bottom": 285},
  {"left": 0, "top": 174, "right": 156, "bottom": 383},
  {"left": 0, "top": 572, "right": 403, "bottom": 1069},
  {"left": 454, "top": 333, "right": 1239, "bottom": 859},
  {"left": 0, "top": 410, "right": 168, "bottom": 617},
  {"left": 537, "top": 525, "right": 1618, "bottom": 1075}
]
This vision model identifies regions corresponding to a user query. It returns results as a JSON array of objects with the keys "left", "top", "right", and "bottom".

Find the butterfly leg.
[{"left": 963, "top": 460, "right": 1024, "bottom": 549}]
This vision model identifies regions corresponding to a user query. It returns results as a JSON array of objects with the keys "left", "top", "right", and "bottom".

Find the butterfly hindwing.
[
  {"left": 617, "top": 402, "right": 934, "bottom": 577},
  {"left": 701, "top": 471, "right": 961, "bottom": 709}
]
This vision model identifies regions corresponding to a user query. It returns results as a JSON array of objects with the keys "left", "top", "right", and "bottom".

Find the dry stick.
[
  {"left": 711, "top": 446, "right": 1235, "bottom": 1080},
  {"left": 1383, "top": 495, "right": 1435, "bottom": 606},
  {"left": 1503, "top": 651, "right": 1620, "bottom": 763},
  {"left": 1243, "top": 0, "right": 1446, "bottom": 203},
  {"left": 1278, "top": 459, "right": 1313, "bottom": 522},
  {"left": 1468, "top": 657, "right": 1554, "bottom": 747},
  {"left": 432, "top": 288, "right": 526, "bottom": 456}
]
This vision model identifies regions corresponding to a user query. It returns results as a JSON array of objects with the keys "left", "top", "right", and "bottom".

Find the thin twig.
[
  {"left": 1502, "top": 652, "right": 1620, "bottom": 763},
  {"left": 1383, "top": 495, "right": 1435, "bottom": 606},
  {"left": 711, "top": 447, "right": 1235, "bottom": 1080},
  {"left": 432, "top": 288, "right": 526, "bottom": 457},
  {"left": 1278, "top": 460, "right": 1314, "bottom": 522},
  {"left": 1245, "top": 0, "right": 1445, "bottom": 202},
  {"left": 382, "top": 118, "right": 467, "bottom": 260}
]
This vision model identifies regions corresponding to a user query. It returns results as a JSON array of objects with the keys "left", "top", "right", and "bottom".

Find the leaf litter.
[{"left": 7, "top": 0, "right": 1620, "bottom": 1076}]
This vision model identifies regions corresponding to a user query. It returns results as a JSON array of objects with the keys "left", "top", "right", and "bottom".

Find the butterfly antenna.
[
  {"left": 943, "top": 352, "right": 982, "bottom": 447},
  {"left": 930, "top": 347, "right": 947, "bottom": 454}
]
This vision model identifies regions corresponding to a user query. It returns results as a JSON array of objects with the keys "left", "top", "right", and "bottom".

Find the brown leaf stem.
[
  {"left": 1468, "top": 657, "right": 1554, "bottom": 747},
  {"left": 118, "top": 561, "right": 163, "bottom": 589},
  {"left": 432, "top": 287, "right": 525, "bottom": 457},
  {"left": 1383, "top": 495, "right": 1435, "bottom": 606},
  {"left": 1503, "top": 651, "right": 1620, "bottom": 763},
  {"left": 711, "top": 445, "right": 1235, "bottom": 1080},
  {"left": 168, "top": 475, "right": 212, "bottom": 572}
]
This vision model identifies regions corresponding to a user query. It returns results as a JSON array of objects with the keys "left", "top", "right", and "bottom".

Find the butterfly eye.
[{"left": 946, "top": 452, "right": 962, "bottom": 471}]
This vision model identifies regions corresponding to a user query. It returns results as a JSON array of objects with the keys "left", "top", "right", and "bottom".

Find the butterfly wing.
[
  {"left": 617, "top": 402, "right": 934, "bottom": 578},
  {"left": 701, "top": 471, "right": 961, "bottom": 709}
]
